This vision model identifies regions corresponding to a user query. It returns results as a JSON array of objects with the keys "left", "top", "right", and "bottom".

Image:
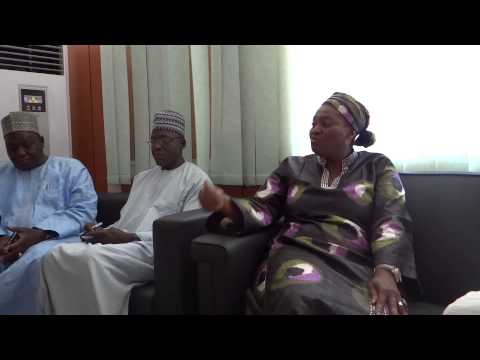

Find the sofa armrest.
[
  {"left": 191, "top": 226, "right": 279, "bottom": 314},
  {"left": 153, "top": 209, "right": 211, "bottom": 314}
]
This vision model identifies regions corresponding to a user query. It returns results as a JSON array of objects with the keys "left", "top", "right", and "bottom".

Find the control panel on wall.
[{"left": 19, "top": 86, "right": 50, "bottom": 154}]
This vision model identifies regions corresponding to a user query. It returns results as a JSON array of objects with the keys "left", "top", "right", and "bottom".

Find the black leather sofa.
[
  {"left": 96, "top": 193, "right": 211, "bottom": 314},
  {"left": 190, "top": 173, "right": 480, "bottom": 315}
]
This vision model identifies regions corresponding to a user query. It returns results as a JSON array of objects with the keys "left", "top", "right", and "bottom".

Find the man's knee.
[
  {"left": 24, "top": 240, "right": 60, "bottom": 260},
  {"left": 42, "top": 243, "right": 97, "bottom": 273},
  {"left": 42, "top": 246, "right": 65, "bottom": 274}
]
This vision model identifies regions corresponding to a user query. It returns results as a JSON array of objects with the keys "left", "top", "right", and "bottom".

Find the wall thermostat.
[
  {"left": 20, "top": 88, "right": 46, "bottom": 112},
  {"left": 18, "top": 85, "right": 50, "bottom": 154}
]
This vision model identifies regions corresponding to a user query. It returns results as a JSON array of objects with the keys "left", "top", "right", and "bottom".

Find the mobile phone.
[
  {"left": 80, "top": 222, "right": 103, "bottom": 241},
  {"left": 4, "top": 231, "right": 18, "bottom": 247},
  {"left": 80, "top": 222, "right": 103, "bottom": 236}
]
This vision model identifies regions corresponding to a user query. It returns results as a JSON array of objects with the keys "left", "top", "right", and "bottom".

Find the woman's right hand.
[{"left": 199, "top": 182, "right": 227, "bottom": 212}]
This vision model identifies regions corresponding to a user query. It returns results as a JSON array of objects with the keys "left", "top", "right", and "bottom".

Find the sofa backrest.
[
  {"left": 400, "top": 173, "right": 480, "bottom": 306},
  {"left": 96, "top": 192, "right": 129, "bottom": 227}
]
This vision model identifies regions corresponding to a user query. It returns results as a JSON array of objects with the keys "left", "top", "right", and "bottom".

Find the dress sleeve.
[
  {"left": 370, "top": 156, "right": 417, "bottom": 280},
  {"left": 207, "top": 158, "right": 291, "bottom": 235}
]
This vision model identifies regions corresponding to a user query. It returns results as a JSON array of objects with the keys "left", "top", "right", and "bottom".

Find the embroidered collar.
[
  {"left": 317, "top": 151, "right": 358, "bottom": 189},
  {"left": 317, "top": 151, "right": 358, "bottom": 168}
]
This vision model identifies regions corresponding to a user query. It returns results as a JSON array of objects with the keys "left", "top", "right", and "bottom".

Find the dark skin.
[
  {"left": 82, "top": 128, "right": 186, "bottom": 245},
  {"left": 309, "top": 103, "right": 355, "bottom": 184},
  {"left": 199, "top": 103, "right": 407, "bottom": 315},
  {"left": 0, "top": 131, "right": 52, "bottom": 264},
  {"left": 5, "top": 131, "right": 48, "bottom": 171},
  {"left": 149, "top": 128, "right": 186, "bottom": 170},
  {"left": 0, "top": 228, "right": 49, "bottom": 263}
]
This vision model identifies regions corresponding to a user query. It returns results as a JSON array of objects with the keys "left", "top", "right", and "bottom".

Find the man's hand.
[
  {"left": 368, "top": 268, "right": 408, "bottom": 315},
  {"left": 83, "top": 223, "right": 103, "bottom": 233},
  {"left": 81, "top": 227, "right": 138, "bottom": 245},
  {"left": 0, "top": 236, "right": 10, "bottom": 260},
  {"left": 1, "top": 227, "right": 47, "bottom": 263}
]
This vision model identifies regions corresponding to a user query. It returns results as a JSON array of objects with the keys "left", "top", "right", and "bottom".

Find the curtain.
[
  {"left": 101, "top": 45, "right": 195, "bottom": 185},
  {"left": 101, "top": 45, "right": 480, "bottom": 189},
  {"left": 190, "top": 45, "right": 287, "bottom": 185},
  {"left": 100, "top": 45, "right": 132, "bottom": 185},
  {"left": 101, "top": 45, "right": 288, "bottom": 186}
]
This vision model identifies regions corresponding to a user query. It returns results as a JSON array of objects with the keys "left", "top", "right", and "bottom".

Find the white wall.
[{"left": 0, "top": 47, "right": 70, "bottom": 162}]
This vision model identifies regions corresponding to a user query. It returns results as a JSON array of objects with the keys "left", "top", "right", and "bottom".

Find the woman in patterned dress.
[{"left": 199, "top": 92, "right": 417, "bottom": 315}]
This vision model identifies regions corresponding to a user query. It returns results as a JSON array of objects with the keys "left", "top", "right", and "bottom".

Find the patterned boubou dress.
[{"left": 207, "top": 151, "right": 418, "bottom": 314}]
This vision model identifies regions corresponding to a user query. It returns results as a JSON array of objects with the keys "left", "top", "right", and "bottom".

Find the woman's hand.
[
  {"left": 199, "top": 181, "right": 241, "bottom": 223},
  {"left": 199, "top": 182, "right": 227, "bottom": 212},
  {"left": 368, "top": 268, "right": 408, "bottom": 315}
]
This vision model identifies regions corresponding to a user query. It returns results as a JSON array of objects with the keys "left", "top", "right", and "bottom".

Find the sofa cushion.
[
  {"left": 128, "top": 282, "right": 155, "bottom": 315},
  {"left": 400, "top": 173, "right": 480, "bottom": 306},
  {"left": 96, "top": 192, "right": 129, "bottom": 227},
  {"left": 408, "top": 301, "right": 444, "bottom": 315}
]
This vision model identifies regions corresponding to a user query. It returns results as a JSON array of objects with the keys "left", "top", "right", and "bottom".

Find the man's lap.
[
  {"left": 0, "top": 236, "right": 80, "bottom": 274},
  {"left": 45, "top": 240, "right": 154, "bottom": 271}
]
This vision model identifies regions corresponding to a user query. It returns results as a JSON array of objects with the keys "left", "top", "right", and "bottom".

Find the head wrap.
[
  {"left": 1, "top": 112, "right": 40, "bottom": 137},
  {"left": 323, "top": 92, "right": 375, "bottom": 147},
  {"left": 152, "top": 110, "right": 185, "bottom": 137}
]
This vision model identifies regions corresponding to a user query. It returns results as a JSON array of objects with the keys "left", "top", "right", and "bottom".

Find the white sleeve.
[
  {"left": 135, "top": 231, "right": 153, "bottom": 242},
  {"left": 181, "top": 170, "right": 211, "bottom": 212},
  {"left": 108, "top": 171, "right": 145, "bottom": 229}
]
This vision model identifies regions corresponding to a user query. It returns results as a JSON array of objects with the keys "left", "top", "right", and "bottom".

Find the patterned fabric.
[
  {"left": 324, "top": 92, "right": 369, "bottom": 133},
  {"left": 208, "top": 151, "right": 417, "bottom": 314},
  {"left": 152, "top": 110, "right": 185, "bottom": 137},
  {"left": 1, "top": 112, "right": 39, "bottom": 136},
  {"left": 261, "top": 244, "right": 373, "bottom": 314},
  {"left": 318, "top": 151, "right": 358, "bottom": 189}
]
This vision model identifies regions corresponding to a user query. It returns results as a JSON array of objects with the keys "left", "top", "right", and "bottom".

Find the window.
[{"left": 286, "top": 45, "right": 480, "bottom": 172}]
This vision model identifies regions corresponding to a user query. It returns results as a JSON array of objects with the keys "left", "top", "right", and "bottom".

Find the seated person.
[
  {"left": 0, "top": 112, "right": 97, "bottom": 314},
  {"left": 40, "top": 110, "right": 211, "bottom": 315},
  {"left": 200, "top": 92, "right": 418, "bottom": 315}
]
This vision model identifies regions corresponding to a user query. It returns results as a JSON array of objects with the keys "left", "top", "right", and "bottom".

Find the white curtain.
[
  {"left": 133, "top": 45, "right": 194, "bottom": 171},
  {"left": 101, "top": 45, "right": 287, "bottom": 186},
  {"left": 100, "top": 45, "right": 132, "bottom": 185},
  {"left": 285, "top": 45, "right": 480, "bottom": 172},
  {"left": 190, "top": 45, "right": 287, "bottom": 185},
  {"left": 101, "top": 45, "right": 196, "bottom": 185}
]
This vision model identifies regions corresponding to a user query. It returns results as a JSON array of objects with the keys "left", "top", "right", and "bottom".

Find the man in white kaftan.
[{"left": 40, "top": 110, "right": 210, "bottom": 314}]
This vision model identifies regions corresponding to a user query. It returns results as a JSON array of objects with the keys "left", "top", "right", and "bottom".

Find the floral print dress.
[{"left": 207, "top": 151, "right": 417, "bottom": 314}]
